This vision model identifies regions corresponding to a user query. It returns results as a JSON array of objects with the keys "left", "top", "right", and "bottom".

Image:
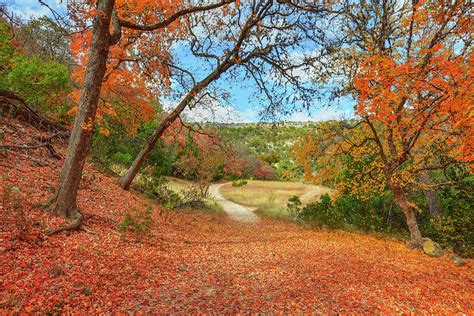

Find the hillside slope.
[{"left": 1, "top": 117, "right": 473, "bottom": 313}]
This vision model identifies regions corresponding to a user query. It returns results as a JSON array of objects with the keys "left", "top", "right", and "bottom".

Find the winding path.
[{"left": 208, "top": 183, "right": 260, "bottom": 223}]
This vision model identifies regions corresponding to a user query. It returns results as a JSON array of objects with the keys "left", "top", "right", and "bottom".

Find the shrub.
[
  {"left": 421, "top": 180, "right": 474, "bottom": 257},
  {"left": 297, "top": 192, "right": 408, "bottom": 232},
  {"left": 254, "top": 164, "right": 277, "bottom": 180},
  {"left": 0, "top": 22, "right": 72, "bottom": 117},
  {"left": 139, "top": 171, "right": 183, "bottom": 209},
  {"left": 287, "top": 195, "right": 302, "bottom": 219},
  {"left": 118, "top": 206, "right": 153, "bottom": 235},
  {"left": 295, "top": 187, "right": 473, "bottom": 257},
  {"left": 298, "top": 194, "right": 344, "bottom": 229},
  {"left": 232, "top": 179, "right": 248, "bottom": 187},
  {"left": 110, "top": 152, "right": 133, "bottom": 166},
  {"left": 180, "top": 184, "right": 207, "bottom": 208},
  {"left": 5, "top": 55, "right": 71, "bottom": 112}
]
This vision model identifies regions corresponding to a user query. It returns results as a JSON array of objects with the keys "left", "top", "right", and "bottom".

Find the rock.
[
  {"left": 451, "top": 255, "right": 466, "bottom": 266},
  {"left": 202, "top": 286, "right": 217, "bottom": 296},
  {"left": 10, "top": 186, "right": 20, "bottom": 194},
  {"left": 422, "top": 239, "right": 443, "bottom": 257}
]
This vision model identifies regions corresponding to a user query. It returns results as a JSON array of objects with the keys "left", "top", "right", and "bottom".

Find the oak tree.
[{"left": 46, "top": 0, "right": 236, "bottom": 233}]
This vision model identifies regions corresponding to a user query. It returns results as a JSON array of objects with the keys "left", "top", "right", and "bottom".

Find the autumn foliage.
[
  {"left": 1, "top": 117, "right": 473, "bottom": 313},
  {"left": 66, "top": 0, "right": 190, "bottom": 134},
  {"left": 1, "top": 0, "right": 473, "bottom": 313},
  {"left": 293, "top": 0, "right": 473, "bottom": 245}
]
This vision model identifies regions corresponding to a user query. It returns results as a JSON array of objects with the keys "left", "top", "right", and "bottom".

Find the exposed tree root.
[
  {"left": 45, "top": 222, "right": 99, "bottom": 236},
  {"left": 45, "top": 214, "right": 83, "bottom": 236},
  {"left": 1, "top": 141, "right": 62, "bottom": 159},
  {"left": 44, "top": 202, "right": 99, "bottom": 236},
  {"left": 0, "top": 90, "right": 69, "bottom": 133},
  {"left": 81, "top": 226, "right": 99, "bottom": 235}
]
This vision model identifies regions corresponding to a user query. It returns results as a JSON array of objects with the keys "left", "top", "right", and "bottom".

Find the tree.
[
  {"left": 295, "top": 0, "right": 473, "bottom": 246},
  {"left": 47, "top": 0, "right": 235, "bottom": 233},
  {"left": 119, "top": 0, "right": 333, "bottom": 189},
  {"left": 15, "top": 16, "right": 72, "bottom": 64},
  {"left": 0, "top": 20, "right": 71, "bottom": 119}
]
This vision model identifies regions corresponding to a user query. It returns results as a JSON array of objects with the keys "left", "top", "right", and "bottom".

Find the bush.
[
  {"left": 298, "top": 194, "right": 344, "bottom": 229},
  {"left": 287, "top": 195, "right": 302, "bottom": 219},
  {"left": 139, "top": 171, "right": 183, "bottom": 209},
  {"left": 295, "top": 186, "right": 473, "bottom": 257},
  {"left": 421, "top": 180, "right": 474, "bottom": 257},
  {"left": 180, "top": 184, "right": 208, "bottom": 208},
  {"left": 297, "top": 193, "right": 407, "bottom": 232},
  {"left": 0, "top": 22, "right": 72, "bottom": 117},
  {"left": 232, "top": 179, "right": 248, "bottom": 187},
  {"left": 118, "top": 206, "right": 154, "bottom": 235},
  {"left": 5, "top": 55, "right": 71, "bottom": 112},
  {"left": 110, "top": 152, "right": 133, "bottom": 166},
  {"left": 424, "top": 210, "right": 473, "bottom": 257}
]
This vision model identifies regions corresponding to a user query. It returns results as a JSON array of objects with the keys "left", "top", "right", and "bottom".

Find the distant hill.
[{"left": 213, "top": 122, "right": 322, "bottom": 179}]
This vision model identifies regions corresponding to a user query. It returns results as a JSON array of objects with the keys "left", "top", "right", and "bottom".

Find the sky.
[{"left": 9, "top": 0, "right": 356, "bottom": 123}]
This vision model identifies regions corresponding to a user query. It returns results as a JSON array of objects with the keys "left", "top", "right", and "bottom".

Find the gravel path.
[{"left": 209, "top": 183, "right": 260, "bottom": 223}]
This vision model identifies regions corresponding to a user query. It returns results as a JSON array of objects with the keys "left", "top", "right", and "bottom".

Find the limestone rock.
[
  {"left": 422, "top": 239, "right": 443, "bottom": 257},
  {"left": 10, "top": 186, "right": 20, "bottom": 194},
  {"left": 451, "top": 255, "right": 466, "bottom": 266}
]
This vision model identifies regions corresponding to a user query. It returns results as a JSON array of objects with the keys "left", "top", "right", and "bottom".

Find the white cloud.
[
  {"left": 162, "top": 94, "right": 354, "bottom": 124},
  {"left": 10, "top": 0, "right": 66, "bottom": 19},
  {"left": 182, "top": 104, "right": 256, "bottom": 124},
  {"left": 162, "top": 98, "right": 258, "bottom": 124},
  {"left": 285, "top": 107, "right": 353, "bottom": 122}
]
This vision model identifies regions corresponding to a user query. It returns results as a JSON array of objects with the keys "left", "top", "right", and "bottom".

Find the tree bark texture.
[{"left": 51, "top": 0, "right": 115, "bottom": 220}]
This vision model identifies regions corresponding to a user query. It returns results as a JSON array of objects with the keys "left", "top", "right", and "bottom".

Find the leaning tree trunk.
[
  {"left": 119, "top": 116, "right": 176, "bottom": 190},
  {"left": 119, "top": 62, "right": 233, "bottom": 190},
  {"left": 391, "top": 184, "right": 424, "bottom": 247},
  {"left": 50, "top": 0, "right": 115, "bottom": 223}
]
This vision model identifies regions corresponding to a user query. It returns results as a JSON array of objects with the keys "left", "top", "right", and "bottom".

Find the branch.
[{"left": 118, "top": 0, "right": 235, "bottom": 31}]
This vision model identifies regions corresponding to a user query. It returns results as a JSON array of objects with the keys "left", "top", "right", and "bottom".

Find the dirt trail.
[
  {"left": 209, "top": 183, "right": 260, "bottom": 223},
  {"left": 3, "top": 116, "right": 473, "bottom": 314}
]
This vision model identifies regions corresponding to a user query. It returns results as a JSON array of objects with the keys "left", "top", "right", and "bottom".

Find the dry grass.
[
  {"left": 165, "top": 177, "right": 225, "bottom": 214},
  {"left": 164, "top": 176, "right": 195, "bottom": 192},
  {"left": 219, "top": 180, "right": 334, "bottom": 219}
]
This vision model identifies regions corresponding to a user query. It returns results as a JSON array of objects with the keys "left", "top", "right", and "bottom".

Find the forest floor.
[{"left": 1, "top": 118, "right": 473, "bottom": 313}]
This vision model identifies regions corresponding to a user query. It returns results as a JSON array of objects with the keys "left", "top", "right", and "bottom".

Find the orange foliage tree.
[
  {"left": 294, "top": 0, "right": 472, "bottom": 246},
  {"left": 48, "top": 0, "right": 235, "bottom": 233}
]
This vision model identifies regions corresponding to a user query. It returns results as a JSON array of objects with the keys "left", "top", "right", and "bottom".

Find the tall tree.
[
  {"left": 295, "top": 0, "right": 473, "bottom": 246},
  {"left": 46, "top": 0, "right": 235, "bottom": 234}
]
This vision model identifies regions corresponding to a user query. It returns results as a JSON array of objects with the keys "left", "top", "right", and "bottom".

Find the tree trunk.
[
  {"left": 419, "top": 171, "right": 444, "bottom": 217},
  {"left": 119, "top": 62, "right": 233, "bottom": 190},
  {"left": 50, "top": 0, "right": 115, "bottom": 221},
  {"left": 391, "top": 184, "right": 423, "bottom": 247},
  {"left": 424, "top": 188, "right": 444, "bottom": 217},
  {"left": 119, "top": 117, "right": 174, "bottom": 190}
]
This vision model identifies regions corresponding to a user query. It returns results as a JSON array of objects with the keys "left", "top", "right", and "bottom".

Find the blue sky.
[{"left": 10, "top": 0, "right": 355, "bottom": 123}]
